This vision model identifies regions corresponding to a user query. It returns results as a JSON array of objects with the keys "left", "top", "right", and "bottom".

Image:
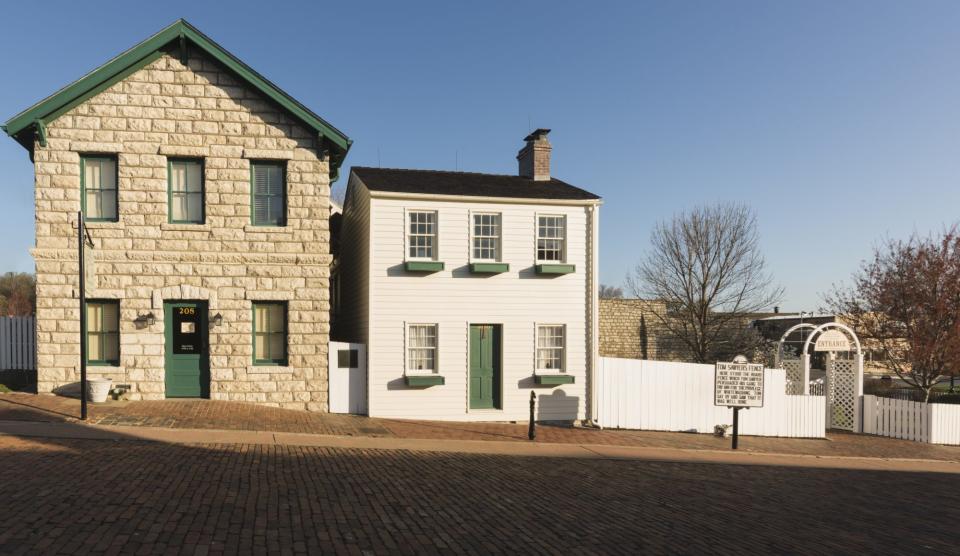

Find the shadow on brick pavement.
[{"left": 0, "top": 420, "right": 958, "bottom": 554}]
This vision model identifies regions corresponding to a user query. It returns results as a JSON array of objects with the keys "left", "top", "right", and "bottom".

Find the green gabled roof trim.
[{"left": 4, "top": 19, "right": 351, "bottom": 177}]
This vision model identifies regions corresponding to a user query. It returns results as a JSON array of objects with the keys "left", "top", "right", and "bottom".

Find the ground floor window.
[
  {"left": 536, "top": 324, "right": 565, "bottom": 372},
  {"left": 253, "top": 302, "right": 287, "bottom": 365},
  {"left": 86, "top": 300, "right": 120, "bottom": 365},
  {"left": 407, "top": 324, "right": 437, "bottom": 373}
]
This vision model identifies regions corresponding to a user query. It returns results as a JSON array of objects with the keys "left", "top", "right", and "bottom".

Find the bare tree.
[
  {"left": 599, "top": 284, "right": 623, "bottom": 299},
  {"left": 826, "top": 228, "right": 960, "bottom": 401},
  {"left": 627, "top": 204, "right": 782, "bottom": 363},
  {"left": 0, "top": 272, "right": 36, "bottom": 316}
]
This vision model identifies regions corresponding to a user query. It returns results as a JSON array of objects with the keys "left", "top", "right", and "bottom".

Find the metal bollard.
[{"left": 528, "top": 391, "right": 537, "bottom": 440}]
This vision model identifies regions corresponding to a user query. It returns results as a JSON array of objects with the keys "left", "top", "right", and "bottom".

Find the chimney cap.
[{"left": 523, "top": 128, "right": 551, "bottom": 142}]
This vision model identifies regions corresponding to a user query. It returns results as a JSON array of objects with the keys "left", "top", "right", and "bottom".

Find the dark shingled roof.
[{"left": 351, "top": 167, "right": 600, "bottom": 201}]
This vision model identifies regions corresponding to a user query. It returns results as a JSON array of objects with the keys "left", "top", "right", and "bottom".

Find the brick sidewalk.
[{"left": 3, "top": 393, "right": 960, "bottom": 462}]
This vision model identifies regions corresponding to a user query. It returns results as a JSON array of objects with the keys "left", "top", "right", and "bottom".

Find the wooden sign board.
[
  {"left": 814, "top": 329, "right": 850, "bottom": 352},
  {"left": 715, "top": 362, "right": 765, "bottom": 408}
]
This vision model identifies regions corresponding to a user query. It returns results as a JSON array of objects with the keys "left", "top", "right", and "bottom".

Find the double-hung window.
[
  {"left": 86, "top": 300, "right": 120, "bottom": 365},
  {"left": 168, "top": 159, "right": 204, "bottom": 224},
  {"left": 536, "top": 324, "right": 565, "bottom": 372},
  {"left": 406, "top": 324, "right": 438, "bottom": 373},
  {"left": 407, "top": 211, "right": 437, "bottom": 260},
  {"left": 253, "top": 302, "right": 287, "bottom": 365},
  {"left": 81, "top": 156, "right": 118, "bottom": 221},
  {"left": 251, "top": 161, "right": 286, "bottom": 226},
  {"left": 536, "top": 215, "right": 565, "bottom": 262},
  {"left": 472, "top": 213, "right": 501, "bottom": 261}
]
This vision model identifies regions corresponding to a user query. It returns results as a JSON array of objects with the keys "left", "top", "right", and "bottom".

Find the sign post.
[
  {"left": 78, "top": 211, "right": 87, "bottom": 421},
  {"left": 715, "top": 361, "right": 765, "bottom": 450}
]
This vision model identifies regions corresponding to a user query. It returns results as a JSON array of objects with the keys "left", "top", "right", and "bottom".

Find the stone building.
[
  {"left": 599, "top": 298, "right": 694, "bottom": 361},
  {"left": 3, "top": 20, "right": 350, "bottom": 408}
]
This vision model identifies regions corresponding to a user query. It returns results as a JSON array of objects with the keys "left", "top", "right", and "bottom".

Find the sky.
[{"left": 2, "top": 0, "right": 959, "bottom": 311}]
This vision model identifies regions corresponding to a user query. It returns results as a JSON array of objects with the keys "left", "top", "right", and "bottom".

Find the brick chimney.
[{"left": 517, "top": 128, "right": 552, "bottom": 181}]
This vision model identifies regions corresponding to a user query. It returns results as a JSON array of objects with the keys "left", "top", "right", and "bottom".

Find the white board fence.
[
  {"left": 862, "top": 394, "right": 960, "bottom": 446},
  {"left": 0, "top": 316, "right": 36, "bottom": 371},
  {"left": 596, "top": 357, "right": 825, "bottom": 438}
]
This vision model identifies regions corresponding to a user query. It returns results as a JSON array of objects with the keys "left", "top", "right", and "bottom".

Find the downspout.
[{"left": 586, "top": 203, "right": 601, "bottom": 427}]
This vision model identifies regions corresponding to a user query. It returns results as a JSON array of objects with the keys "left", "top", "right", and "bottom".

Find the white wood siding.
[
  {"left": 367, "top": 194, "right": 592, "bottom": 421},
  {"left": 336, "top": 176, "right": 371, "bottom": 344}
]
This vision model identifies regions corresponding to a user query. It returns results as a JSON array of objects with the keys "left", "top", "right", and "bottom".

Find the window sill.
[
  {"left": 469, "top": 262, "right": 509, "bottom": 274},
  {"left": 161, "top": 222, "right": 211, "bottom": 232},
  {"left": 535, "top": 264, "right": 576, "bottom": 275},
  {"left": 244, "top": 224, "right": 288, "bottom": 233},
  {"left": 534, "top": 374, "right": 575, "bottom": 385},
  {"left": 404, "top": 261, "right": 445, "bottom": 273},
  {"left": 404, "top": 374, "right": 445, "bottom": 387},
  {"left": 247, "top": 365, "right": 293, "bottom": 374}
]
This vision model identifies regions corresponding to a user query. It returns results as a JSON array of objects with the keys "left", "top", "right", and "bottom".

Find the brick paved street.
[{"left": 0, "top": 433, "right": 957, "bottom": 555}]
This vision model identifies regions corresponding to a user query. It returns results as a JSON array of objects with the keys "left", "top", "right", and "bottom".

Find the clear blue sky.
[{"left": 3, "top": 1, "right": 959, "bottom": 310}]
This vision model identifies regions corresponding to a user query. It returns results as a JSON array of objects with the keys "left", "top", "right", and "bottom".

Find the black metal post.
[
  {"left": 528, "top": 391, "right": 536, "bottom": 440},
  {"left": 78, "top": 211, "right": 87, "bottom": 421},
  {"left": 731, "top": 407, "right": 740, "bottom": 450}
]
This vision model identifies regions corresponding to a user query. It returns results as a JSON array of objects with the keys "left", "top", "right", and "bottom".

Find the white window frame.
[
  {"left": 535, "top": 213, "right": 566, "bottom": 263},
  {"left": 469, "top": 211, "right": 502, "bottom": 263},
  {"left": 405, "top": 322, "right": 439, "bottom": 375},
  {"left": 405, "top": 209, "right": 438, "bottom": 261},
  {"left": 535, "top": 323, "right": 566, "bottom": 374}
]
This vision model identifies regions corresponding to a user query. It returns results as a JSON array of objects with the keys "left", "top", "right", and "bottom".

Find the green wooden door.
[
  {"left": 470, "top": 324, "right": 501, "bottom": 409},
  {"left": 164, "top": 301, "right": 209, "bottom": 398}
]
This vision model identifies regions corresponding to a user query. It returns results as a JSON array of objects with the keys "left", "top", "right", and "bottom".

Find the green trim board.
[
  {"left": 167, "top": 158, "right": 205, "bottom": 224},
  {"left": 535, "top": 264, "right": 576, "bottom": 275},
  {"left": 534, "top": 374, "right": 575, "bottom": 385},
  {"left": 3, "top": 19, "right": 351, "bottom": 177},
  {"left": 469, "top": 263, "right": 509, "bottom": 274},
  {"left": 405, "top": 375, "right": 445, "bottom": 387},
  {"left": 405, "top": 261, "right": 445, "bottom": 273}
]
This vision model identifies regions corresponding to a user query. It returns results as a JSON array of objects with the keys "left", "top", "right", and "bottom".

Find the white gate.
[
  {"left": 825, "top": 356, "right": 860, "bottom": 431},
  {"left": 328, "top": 341, "right": 367, "bottom": 414}
]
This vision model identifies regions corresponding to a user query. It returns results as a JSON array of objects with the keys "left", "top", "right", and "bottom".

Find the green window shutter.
[
  {"left": 251, "top": 162, "right": 286, "bottom": 226},
  {"left": 81, "top": 156, "right": 118, "bottom": 222},
  {"left": 85, "top": 300, "right": 120, "bottom": 365},
  {"left": 168, "top": 159, "right": 205, "bottom": 224},
  {"left": 253, "top": 301, "right": 287, "bottom": 365}
]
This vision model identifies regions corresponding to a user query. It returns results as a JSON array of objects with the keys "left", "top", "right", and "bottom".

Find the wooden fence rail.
[
  {"left": 862, "top": 394, "right": 960, "bottom": 446},
  {"left": 0, "top": 316, "right": 36, "bottom": 371}
]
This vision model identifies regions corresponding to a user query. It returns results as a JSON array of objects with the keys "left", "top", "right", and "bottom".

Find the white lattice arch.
[
  {"left": 775, "top": 323, "right": 820, "bottom": 368},
  {"left": 800, "top": 322, "right": 863, "bottom": 358},
  {"left": 798, "top": 322, "right": 864, "bottom": 432}
]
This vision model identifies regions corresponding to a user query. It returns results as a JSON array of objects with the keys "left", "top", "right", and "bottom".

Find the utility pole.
[{"left": 78, "top": 211, "right": 87, "bottom": 421}]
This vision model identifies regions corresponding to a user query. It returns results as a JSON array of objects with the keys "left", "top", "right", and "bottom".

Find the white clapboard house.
[{"left": 335, "top": 130, "right": 602, "bottom": 421}]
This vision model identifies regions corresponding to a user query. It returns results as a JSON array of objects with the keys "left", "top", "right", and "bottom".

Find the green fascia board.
[
  {"left": 405, "top": 261, "right": 445, "bottom": 273},
  {"left": 535, "top": 374, "right": 575, "bottom": 385},
  {"left": 405, "top": 375, "right": 445, "bottom": 387},
  {"left": 4, "top": 19, "right": 351, "bottom": 160},
  {"left": 469, "top": 262, "right": 509, "bottom": 274},
  {"left": 535, "top": 264, "right": 576, "bottom": 275}
]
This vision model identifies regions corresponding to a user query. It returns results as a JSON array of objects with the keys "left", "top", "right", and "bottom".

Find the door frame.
[
  {"left": 163, "top": 300, "right": 210, "bottom": 398},
  {"left": 468, "top": 323, "right": 503, "bottom": 411}
]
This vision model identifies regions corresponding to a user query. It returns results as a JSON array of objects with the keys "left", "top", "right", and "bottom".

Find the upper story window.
[
  {"left": 407, "top": 210, "right": 437, "bottom": 260},
  {"left": 251, "top": 161, "right": 286, "bottom": 226},
  {"left": 86, "top": 300, "right": 120, "bottom": 366},
  {"left": 81, "top": 156, "right": 118, "bottom": 222},
  {"left": 537, "top": 215, "right": 566, "bottom": 262},
  {"left": 472, "top": 213, "right": 501, "bottom": 262},
  {"left": 168, "top": 159, "right": 204, "bottom": 224}
]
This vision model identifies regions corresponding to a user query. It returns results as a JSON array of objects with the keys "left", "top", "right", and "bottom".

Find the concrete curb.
[{"left": 1, "top": 419, "right": 959, "bottom": 474}]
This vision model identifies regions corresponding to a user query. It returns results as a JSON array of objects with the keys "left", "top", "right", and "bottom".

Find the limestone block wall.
[
  {"left": 31, "top": 48, "right": 332, "bottom": 410},
  {"left": 598, "top": 298, "right": 694, "bottom": 361}
]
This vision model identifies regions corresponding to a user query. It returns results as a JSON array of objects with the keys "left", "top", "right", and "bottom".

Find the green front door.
[
  {"left": 470, "top": 324, "right": 501, "bottom": 409},
  {"left": 164, "top": 301, "right": 209, "bottom": 398}
]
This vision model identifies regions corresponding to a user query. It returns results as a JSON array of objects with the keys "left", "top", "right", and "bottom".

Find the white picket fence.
[
  {"left": 596, "top": 357, "right": 825, "bottom": 438},
  {"left": 862, "top": 394, "right": 960, "bottom": 446},
  {"left": 0, "top": 316, "right": 36, "bottom": 370}
]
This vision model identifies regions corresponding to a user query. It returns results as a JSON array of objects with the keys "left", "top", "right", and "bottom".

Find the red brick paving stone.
[
  {"left": 0, "top": 435, "right": 958, "bottom": 554},
  {"left": 4, "top": 393, "right": 960, "bottom": 462}
]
